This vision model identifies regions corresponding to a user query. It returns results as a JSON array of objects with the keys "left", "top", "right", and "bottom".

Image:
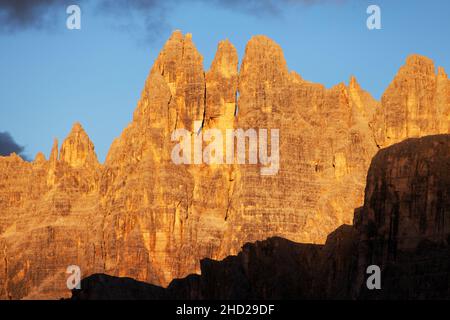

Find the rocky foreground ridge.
[{"left": 0, "top": 31, "right": 449, "bottom": 299}]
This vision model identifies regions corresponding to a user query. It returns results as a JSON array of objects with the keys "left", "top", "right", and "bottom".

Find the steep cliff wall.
[
  {"left": 0, "top": 31, "right": 449, "bottom": 299},
  {"left": 354, "top": 134, "right": 450, "bottom": 299},
  {"left": 71, "top": 135, "right": 450, "bottom": 300}
]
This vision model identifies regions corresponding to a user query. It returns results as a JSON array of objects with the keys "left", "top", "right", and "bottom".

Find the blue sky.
[{"left": 0, "top": 0, "right": 449, "bottom": 162}]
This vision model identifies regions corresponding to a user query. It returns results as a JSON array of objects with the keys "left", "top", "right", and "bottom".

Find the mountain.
[
  {"left": 0, "top": 31, "right": 449, "bottom": 299},
  {"left": 71, "top": 135, "right": 450, "bottom": 300}
]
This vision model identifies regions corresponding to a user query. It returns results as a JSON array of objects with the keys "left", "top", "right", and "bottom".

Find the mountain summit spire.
[{"left": 59, "top": 122, "right": 99, "bottom": 168}]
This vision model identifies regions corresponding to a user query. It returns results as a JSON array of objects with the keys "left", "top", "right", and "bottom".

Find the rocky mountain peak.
[
  {"left": 371, "top": 54, "right": 448, "bottom": 148},
  {"left": 404, "top": 54, "right": 435, "bottom": 73},
  {"left": 33, "top": 152, "right": 46, "bottom": 165},
  {"left": 204, "top": 39, "right": 238, "bottom": 126},
  {"left": 240, "top": 35, "right": 289, "bottom": 84},
  {"left": 59, "top": 122, "right": 99, "bottom": 168},
  {"left": 209, "top": 39, "right": 238, "bottom": 79},
  {"left": 49, "top": 138, "right": 59, "bottom": 164},
  {"left": 152, "top": 30, "right": 203, "bottom": 85},
  {"left": 349, "top": 75, "right": 360, "bottom": 90},
  {"left": 150, "top": 30, "right": 205, "bottom": 131},
  {"left": 385, "top": 54, "right": 437, "bottom": 92},
  {"left": 437, "top": 66, "right": 448, "bottom": 79}
]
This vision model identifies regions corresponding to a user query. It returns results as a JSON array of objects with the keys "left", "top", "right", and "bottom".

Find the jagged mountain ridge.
[{"left": 0, "top": 31, "right": 449, "bottom": 299}]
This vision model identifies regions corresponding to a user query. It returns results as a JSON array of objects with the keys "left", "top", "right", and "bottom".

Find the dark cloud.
[
  {"left": 0, "top": 0, "right": 344, "bottom": 38},
  {"left": 0, "top": 131, "right": 29, "bottom": 160},
  {"left": 208, "top": 0, "right": 337, "bottom": 16},
  {"left": 0, "top": 0, "right": 74, "bottom": 32},
  {"left": 95, "top": 0, "right": 171, "bottom": 44},
  {"left": 204, "top": 0, "right": 279, "bottom": 15}
]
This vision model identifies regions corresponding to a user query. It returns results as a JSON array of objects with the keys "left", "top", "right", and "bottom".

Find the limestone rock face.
[
  {"left": 205, "top": 39, "right": 238, "bottom": 128},
  {"left": 372, "top": 55, "right": 450, "bottom": 148},
  {"left": 151, "top": 30, "right": 205, "bottom": 132},
  {"left": 0, "top": 32, "right": 449, "bottom": 299},
  {"left": 231, "top": 36, "right": 378, "bottom": 249},
  {"left": 60, "top": 123, "right": 99, "bottom": 169},
  {"left": 70, "top": 135, "right": 450, "bottom": 300}
]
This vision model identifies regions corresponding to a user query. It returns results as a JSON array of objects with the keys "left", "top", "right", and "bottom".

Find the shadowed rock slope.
[{"left": 0, "top": 31, "right": 449, "bottom": 299}]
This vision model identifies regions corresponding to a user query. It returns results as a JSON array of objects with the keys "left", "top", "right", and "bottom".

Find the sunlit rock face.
[
  {"left": 0, "top": 32, "right": 449, "bottom": 299},
  {"left": 0, "top": 124, "right": 103, "bottom": 300},
  {"left": 67, "top": 135, "right": 450, "bottom": 300},
  {"left": 371, "top": 55, "right": 450, "bottom": 148}
]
